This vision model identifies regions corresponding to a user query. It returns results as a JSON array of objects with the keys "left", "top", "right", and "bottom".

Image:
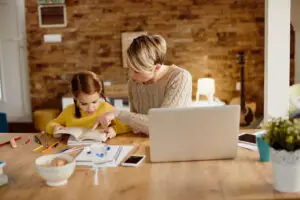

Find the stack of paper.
[
  {"left": 237, "top": 143, "right": 258, "bottom": 151},
  {"left": 75, "top": 145, "right": 134, "bottom": 167}
]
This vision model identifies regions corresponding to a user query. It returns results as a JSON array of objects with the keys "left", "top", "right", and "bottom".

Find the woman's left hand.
[
  {"left": 92, "top": 110, "right": 119, "bottom": 130},
  {"left": 106, "top": 127, "right": 117, "bottom": 139}
]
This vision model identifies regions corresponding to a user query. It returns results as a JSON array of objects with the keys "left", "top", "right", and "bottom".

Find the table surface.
[{"left": 1, "top": 132, "right": 300, "bottom": 200}]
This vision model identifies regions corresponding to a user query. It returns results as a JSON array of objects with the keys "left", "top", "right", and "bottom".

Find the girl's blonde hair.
[
  {"left": 127, "top": 35, "right": 167, "bottom": 73},
  {"left": 71, "top": 71, "right": 107, "bottom": 118}
]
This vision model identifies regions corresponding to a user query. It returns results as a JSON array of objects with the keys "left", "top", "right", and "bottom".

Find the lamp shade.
[{"left": 197, "top": 78, "right": 215, "bottom": 95}]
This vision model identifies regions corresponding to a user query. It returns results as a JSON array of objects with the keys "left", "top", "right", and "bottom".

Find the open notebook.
[
  {"left": 55, "top": 127, "right": 108, "bottom": 145},
  {"left": 75, "top": 145, "right": 134, "bottom": 167}
]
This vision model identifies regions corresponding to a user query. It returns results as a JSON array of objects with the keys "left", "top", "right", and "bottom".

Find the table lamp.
[{"left": 196, "top": 78, "right": 215, "bottom": 104}]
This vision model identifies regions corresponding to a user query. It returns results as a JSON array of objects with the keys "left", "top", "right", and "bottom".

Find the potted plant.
[{"left": 263, "top": 117, "right": 300, "bottom": 192}]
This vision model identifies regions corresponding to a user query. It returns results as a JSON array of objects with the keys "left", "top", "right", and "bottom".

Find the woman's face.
[
  {"left": 129, "top": 68, "right": 154, "bottom": 83},
  {"left": 76, "top": 92, "right": 101, "bottom": 115}
]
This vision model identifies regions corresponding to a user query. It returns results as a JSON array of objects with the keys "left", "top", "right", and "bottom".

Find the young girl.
[{"left": 46, "top": 71, "right": 131, "bottom": 138}]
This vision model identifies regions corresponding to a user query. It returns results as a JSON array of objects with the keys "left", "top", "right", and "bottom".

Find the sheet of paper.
[
  {"left": 76, "top": 144, "right": 119, "bottom": 163},
  {"left": 76, "top": 145, "right": 134, "bottom": 167},
  {"left": 238, "top": 143, "right": 258, "bottom": 151}
]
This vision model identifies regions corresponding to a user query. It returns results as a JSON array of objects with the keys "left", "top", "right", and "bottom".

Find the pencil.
[
  {"left": 42, "top": 142, "right": 59, "bottom": 153},
  {"left": 114, "top": 146, "right": 123, "bottom": 163},
  {"left": 32, "top": 145, "right": 44, "bottom": 152}
]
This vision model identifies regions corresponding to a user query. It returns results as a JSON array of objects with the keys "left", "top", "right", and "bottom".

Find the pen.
[
  {"left": 34, "top": 135, "right": 41, "bottom": 145},
  {"left": 114, "top": 146, "right": 123, "bottom": 163},
  {"left": 60, "top": 147, "right": 84, "bottom": 154}
]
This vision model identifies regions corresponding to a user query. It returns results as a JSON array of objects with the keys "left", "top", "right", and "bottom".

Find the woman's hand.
[
  {"left": 92, "top": 110, "right": 120, "bottom": 130},
  {"left": 53, "top": 125, "right": 65, "bottom": 138}
]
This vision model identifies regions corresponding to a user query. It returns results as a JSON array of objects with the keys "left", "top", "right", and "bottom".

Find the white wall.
[
  {"left": 291, "top": 0, "right": 300, "bottom": 84},
  {"left": 17, "top": 0, "right": 32, "bottom": 121},
  {"left": 264, "top": 0, "right": 291, "bottom": 121},
  {"left": 0, "top": 0, "right": 31, "bottom": 122},
  {"left": 296, "top": 32, "right": 300, "bottom": 84}
]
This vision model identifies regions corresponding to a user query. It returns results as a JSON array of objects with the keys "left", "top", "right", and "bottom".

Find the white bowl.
[{"left": 35, "top": 154, "right": 75, "bottom": 187}]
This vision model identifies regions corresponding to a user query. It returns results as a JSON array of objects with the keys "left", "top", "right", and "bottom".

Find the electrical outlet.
[
  {"left": 236, "top": 82, "right": 241, "bottom": 91},
  {"left": 103, "top": 81, "right": 112, "bottom": 86},
  {"left": 43, "top": 34, "right": 62, "bottom": 43}
]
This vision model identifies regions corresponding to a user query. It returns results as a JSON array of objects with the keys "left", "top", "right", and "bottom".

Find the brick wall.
[{"left": 25, "top": 0, "right": 295, "bottom": 116}]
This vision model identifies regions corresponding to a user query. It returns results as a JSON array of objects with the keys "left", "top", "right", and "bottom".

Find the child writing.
[{"left": 46, "top": 71, "right": 131, "bottom": 138}]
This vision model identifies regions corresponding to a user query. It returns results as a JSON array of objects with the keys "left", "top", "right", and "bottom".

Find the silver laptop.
[{"left": 149, "top": 105, "right": 240, "bottom": 162}]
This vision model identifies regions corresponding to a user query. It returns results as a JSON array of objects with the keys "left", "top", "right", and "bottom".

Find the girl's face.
[
  {"left": 129, "top": 68, "right": 154, "bottom": 83},
  {"left": 76, "top": 92, "right": 101, "bottom": 115}
]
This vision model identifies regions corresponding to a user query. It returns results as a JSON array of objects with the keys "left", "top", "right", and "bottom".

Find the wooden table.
[{"left": 1, "top": 133, "right": 300, "bottom": 200}]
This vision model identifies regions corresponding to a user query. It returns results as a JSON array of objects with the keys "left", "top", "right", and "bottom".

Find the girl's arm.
[
  {"left": 46, "top": 105, "right": 73, "bottom": 134},
  {"left": 94, "top": 102, "right": 132, "bottom": 134}
]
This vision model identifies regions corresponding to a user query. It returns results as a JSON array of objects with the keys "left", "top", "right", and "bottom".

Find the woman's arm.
[
  {"left": 117, "top": 70, "right": 192, "bottom": 134},
  {"left": 117, "top": 111, "right": 149, "bottom": 134},
  {"left": 117, "top": 81, "right": 149, "bottom": 134}
]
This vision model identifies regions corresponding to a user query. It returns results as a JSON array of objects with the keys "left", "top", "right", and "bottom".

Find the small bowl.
[{"left": 35, "top": 154, "right": 75, "bottom": 187}]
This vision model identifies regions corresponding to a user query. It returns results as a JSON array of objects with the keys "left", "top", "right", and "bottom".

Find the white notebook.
[{"left": 75, "top": 145, "right": 134, "bottom": 167}]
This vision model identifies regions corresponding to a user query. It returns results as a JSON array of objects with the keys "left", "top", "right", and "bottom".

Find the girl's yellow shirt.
[{"left": 46, "top": 102, "right": 131, "bottom": 134}]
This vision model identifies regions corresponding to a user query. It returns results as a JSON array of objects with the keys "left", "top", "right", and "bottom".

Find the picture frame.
[{"left": 38, "top": 4, "right": 67, "bottom": 28}]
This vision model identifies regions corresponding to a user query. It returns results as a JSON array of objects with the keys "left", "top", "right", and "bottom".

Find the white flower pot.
[{"left": 271, "top": 148, "right": 300, "bottom": 192}]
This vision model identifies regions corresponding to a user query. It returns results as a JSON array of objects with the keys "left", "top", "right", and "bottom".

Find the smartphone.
[
  {"left": 121, "top": 155, "right": 145, "bottom": 167},
  {"left": 238, "top": 133, "right": 256, "bottom": 145}
]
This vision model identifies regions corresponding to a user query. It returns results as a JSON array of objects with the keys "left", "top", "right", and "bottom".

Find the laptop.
[{"left": 149, "top": 105, "right": 240, "bottom": 162}]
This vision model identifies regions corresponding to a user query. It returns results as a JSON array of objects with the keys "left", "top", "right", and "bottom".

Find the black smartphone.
[
  {"left": 238, "top": 133, "right": 256, "bottom": 145},
  {"left": 121, "top": 155, "right": 145, "bottom": 167}
]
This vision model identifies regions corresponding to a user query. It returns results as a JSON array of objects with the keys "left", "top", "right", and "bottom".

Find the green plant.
[{"left": 262, "top": 118, "right": 300, "bottom": 151}]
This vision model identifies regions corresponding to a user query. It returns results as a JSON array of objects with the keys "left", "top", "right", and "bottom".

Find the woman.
[{"left": 92, "top": 35, "right": 192, "bottom": 134}]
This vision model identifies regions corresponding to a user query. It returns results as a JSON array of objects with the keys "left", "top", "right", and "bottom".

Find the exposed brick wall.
[{"left": 25, "top": 0, "right": 294, "bottom": 116}]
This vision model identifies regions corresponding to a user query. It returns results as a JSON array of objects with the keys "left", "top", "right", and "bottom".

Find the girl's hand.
[
  {"left": 53, "top": 125, "right": 65, "bottom": 138},
  {"left": 92, "top": 110, "right": 119, "bottom": 130}
]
